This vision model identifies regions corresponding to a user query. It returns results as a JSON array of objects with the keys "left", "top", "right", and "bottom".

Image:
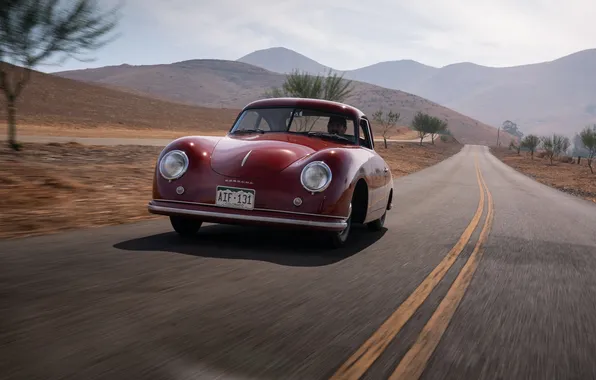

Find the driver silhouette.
[{"left": 327, "top": 116, "right": 347, "bottom": 135}]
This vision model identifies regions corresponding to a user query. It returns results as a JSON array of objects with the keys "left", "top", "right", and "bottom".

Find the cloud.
[{"left": 104, "top": 0, "right": 596, "bottom": 69}]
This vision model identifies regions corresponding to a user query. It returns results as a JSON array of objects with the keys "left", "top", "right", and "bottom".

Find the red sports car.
[{"left": 148, "top": 97, "right": 393, "bottom": 247}]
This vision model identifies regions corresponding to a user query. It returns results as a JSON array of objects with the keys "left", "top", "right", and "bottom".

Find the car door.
[{"left": 358, "top": 118, "right": 391, "bottom": 220}]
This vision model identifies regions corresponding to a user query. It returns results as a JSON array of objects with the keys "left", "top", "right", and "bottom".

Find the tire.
[
  {"left": 367, "top": 210, "right": 386, "bottom": 231},
  {"left": 325, "top": 204, "right": 352, "bottom": 248},
  {"left": 170, "top": 216, "right": 202, "bottom": 237}
]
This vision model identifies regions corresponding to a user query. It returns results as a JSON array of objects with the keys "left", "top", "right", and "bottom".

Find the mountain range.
[
  {"left": 238, "top": 47, "right": 596, "bottom": 137},
  {"left": 54, "top": 60, "right": 510, "bottom": 145}
]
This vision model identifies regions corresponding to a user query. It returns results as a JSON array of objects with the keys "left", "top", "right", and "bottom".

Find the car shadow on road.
[{"left": 113, "top": 224, "right": 387, "bottom": 267}]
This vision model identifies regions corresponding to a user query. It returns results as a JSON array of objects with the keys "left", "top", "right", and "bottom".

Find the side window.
[
  {"left": 233, "top": 110, "right": 271, "bottom": 131},
  {"left": 234, "top": 111, "right": 259, "bottom": 131},
  {"left": 359, "top": 119, "right": 374, "bottom": 149}
]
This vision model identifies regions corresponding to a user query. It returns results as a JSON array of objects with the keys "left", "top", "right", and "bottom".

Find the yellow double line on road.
[{"left": 331, "top": 155, "right": 495, "bottom": 380}]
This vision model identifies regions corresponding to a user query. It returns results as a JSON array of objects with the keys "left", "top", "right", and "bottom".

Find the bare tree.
[
  {"left": 559, "top": 134, "right": 571, "bottom": 155},
  {"left": 540, "top": 133, "right": 570, "bottom": 165},
  {"left": 541, "top": 136, "right": 555, "bottom": 164},
  {"left": 0, "top": 0, "right": 120, "bottom": 150},
  {"left": 572, "top": 131, "right": 589, "bottom": 164},
  {"left": 509, "top": 139, "right": 522, "bottom": 154},
  {"left": 579, "top": 125, "right": 596, "bottom": 174},
  {"left": 372, "top": 108, "right": 400, "bottom": 148},
  {"left": 520, "top": 134, "right": 540, "bottom": 159}
]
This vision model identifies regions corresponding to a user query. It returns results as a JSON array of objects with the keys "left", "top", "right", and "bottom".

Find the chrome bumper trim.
[
  {"left": 154, "top": 199, "right": 349, "bottom": 219},
  {"left": 148, "top": 204, "right": 348, "bottom": 229}
]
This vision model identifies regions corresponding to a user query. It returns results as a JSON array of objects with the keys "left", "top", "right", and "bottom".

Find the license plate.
[{"left": 215, "top": 186, "right": 255, "bottom": 210}]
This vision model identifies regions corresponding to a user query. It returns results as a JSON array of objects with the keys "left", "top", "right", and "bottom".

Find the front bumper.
[{"left": 148, "top": 199, "right": 349, "bottom": 232}]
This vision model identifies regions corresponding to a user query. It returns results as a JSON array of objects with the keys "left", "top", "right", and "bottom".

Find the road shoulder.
[{"left": 490, "top": 147, "right": 596, "bottom": 203}]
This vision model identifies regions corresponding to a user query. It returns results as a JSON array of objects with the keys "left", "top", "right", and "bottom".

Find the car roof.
[{"left": 243, "top": 97, "right": 365, "bottom": 119}]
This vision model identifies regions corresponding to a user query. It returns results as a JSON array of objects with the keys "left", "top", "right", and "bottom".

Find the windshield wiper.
[
  {"left": 233, "top": 129, "right": 265, "bottom": 134},
  {"left": 306, "top": 131, "right": 353, "bottom": 143}
]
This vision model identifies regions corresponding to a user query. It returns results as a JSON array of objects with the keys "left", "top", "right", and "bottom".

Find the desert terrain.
[{"left": 491, "top": 147, "right": 596, "bottom": 203}]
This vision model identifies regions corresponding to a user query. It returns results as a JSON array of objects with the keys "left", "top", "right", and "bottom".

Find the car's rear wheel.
[
  {"left": 170, "top": 216, "right": 202, "bottom": 237},
  {"left": 325, "top": 204, "right": 352, "bottom": 248}
]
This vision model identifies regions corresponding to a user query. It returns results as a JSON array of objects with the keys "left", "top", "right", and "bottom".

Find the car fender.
[
  {"left": 281, "top": 147, "right": 367, "bottom": 218},
  {"left": 152, "top": 136, "right": 222, "bottom": 198}
]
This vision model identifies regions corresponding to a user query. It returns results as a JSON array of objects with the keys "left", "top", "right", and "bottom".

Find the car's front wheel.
[
  {"left": 325, "top": 204, "right": 352, "bottom": 248},
  {"left": 367, "top": 210, "right": 386, "bottom": 231},
  {"left": 170, "top": 216, "right": 202, "bottom": 237}
]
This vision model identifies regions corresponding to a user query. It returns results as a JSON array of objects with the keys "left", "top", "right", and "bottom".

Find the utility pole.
[{"left": 496, "top": 126, "right": 500, "bottom": 147}]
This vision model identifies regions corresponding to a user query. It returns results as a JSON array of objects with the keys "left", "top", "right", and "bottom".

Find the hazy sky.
[{"left": 47, "top": 0, "right": 595, "bottom": 72}]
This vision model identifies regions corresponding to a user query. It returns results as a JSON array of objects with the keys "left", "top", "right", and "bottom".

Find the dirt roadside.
[
  {"left": 491, "top": 147, "right": 596, "bottom": 203},
  {"left": 0, "top": 140, "right": 461, "bottom": 240}
]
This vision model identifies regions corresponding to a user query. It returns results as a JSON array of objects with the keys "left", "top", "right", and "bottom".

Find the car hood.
[{"left": 210, "top": 133, "right": 343, "bottom": 178}]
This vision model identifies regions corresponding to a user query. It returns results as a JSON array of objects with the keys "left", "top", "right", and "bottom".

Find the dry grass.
[
  {"left": 0, "top": 140, "right": 461, "bottom": 240},
  {"left": 491, "top": 147, "right": 596, "bottom": 203},
  {"left": 384, "top": 127, "right": 419, "bottom": 140},
  {"left": 0, "top": 124, "right": 226, "bottom": 138},
  {"left": 379, "top": 139, "right": 462, "bottom": 177},
  {"left": 0, "top": 143, "right": 163, "bottom": 239}
]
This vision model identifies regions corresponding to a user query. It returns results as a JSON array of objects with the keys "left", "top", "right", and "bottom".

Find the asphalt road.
[{"left": 2, "top": 145, "right": 596, "bottom": 380}]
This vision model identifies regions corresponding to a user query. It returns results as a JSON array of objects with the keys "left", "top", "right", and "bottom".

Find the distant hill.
[
  {"left": 237, "top": 47, "right": 437, "bottom": 93},
  {"left": 54, "top": 60, "right": 509, "bottom": 145},
  {"left": 235, "top": 47, "right": 596, "bottom": 137},
  {"left": 0, "top": 63, "right": 239, "bottom": 133},
  {"left": 239, "top": 47, "right": 332, "bottom": 75}
]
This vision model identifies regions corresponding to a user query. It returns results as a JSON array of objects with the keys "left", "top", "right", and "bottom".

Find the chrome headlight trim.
[
  {"left": 159, "top": 150, "right": 189, "bottom": 180},
  {"left": 300, "top": 161, "right": 332, "bottom": 192}
]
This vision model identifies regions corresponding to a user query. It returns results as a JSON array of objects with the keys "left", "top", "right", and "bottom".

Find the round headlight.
[
  {"left": 159, "top": 150, "right": 189, "bottom": 180},
  {"left": 300, "top": 161, "right": 332, "bottom": 192}
]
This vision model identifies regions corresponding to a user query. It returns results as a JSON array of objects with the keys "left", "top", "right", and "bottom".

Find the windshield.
[{"left": 229, "top": 107, "right": 357, "bottom": 144}]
